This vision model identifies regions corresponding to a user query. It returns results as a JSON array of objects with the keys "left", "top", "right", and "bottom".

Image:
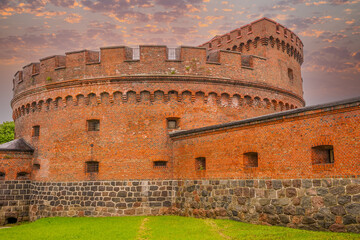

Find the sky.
[{"left": 0, "top": 0, "right": 359, "bottom": 123}]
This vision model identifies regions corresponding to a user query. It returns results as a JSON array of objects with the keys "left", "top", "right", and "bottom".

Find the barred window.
[
  {"left": 196, "top": 157, "right": 206, "bottom": 171},
  {"left": 86, "top": 161, "right": 99, "bottom": 173},
  {"left": 87, "top": 119, "right": 100, "bottom": 131},
  {"left": 154, "top": 161, "right": 167, "bottom": 168},
  {"left": 32, "top": 125, "right": 40, "bottom": 137}
]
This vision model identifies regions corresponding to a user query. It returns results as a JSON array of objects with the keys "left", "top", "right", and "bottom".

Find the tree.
[{"left": 0, "top": 121, "right": 15, "bottom": 144}]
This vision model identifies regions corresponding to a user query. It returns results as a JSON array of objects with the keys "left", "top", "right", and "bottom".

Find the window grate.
[
  {"left": 87, "top": 119, "right": 100, "bottom": 131},
  {"left": 33, "top": 125, "right": 40, "bottom": 137},
  {"left": 154, "top": 161, "right": 167, "bottom": 168},
  {"left": 86, "top": 161, "right": 99, "bottom": 173}
]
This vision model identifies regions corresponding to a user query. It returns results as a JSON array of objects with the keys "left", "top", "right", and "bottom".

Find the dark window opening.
[
  {"left": 6, "top": 217, "right": 17, "bottom": 224},
  {"left": 0, "top": 172, "right": 5, "bottom": 180},
  {"left": 86, "top": 161, "right": 99, "bottom": 173},
  {"left": 32, "top": 125, "right": 40, "bottom": 137},
  {"left": 244, "top": 152, "right": 258, "bottom": 168},
  {"left": 87, "top": 119, "right": 100, "bottom": 131},
  {"left": 17, "top": 172, "right": 29, "bottom": 180},
  {"left": 33, "top": 164, "right": 40, "bottom": 170},
  {"left": 196, "top": 157, "right": 206, "bottom": 171},
  {"left": 154, "top": 161, "right": 167, "bottom": 168},
  {"left": 312, "top": 145, "right": 334, "bottom": 164},
  {"left": 167, "top": 118, "right": 179, "bottom": 130},
  {"left": 288, "top": 68, "right": 294, "bottom": 81},
  {"left": 209, "top": 42, "right": 212, "bottom": 48}
]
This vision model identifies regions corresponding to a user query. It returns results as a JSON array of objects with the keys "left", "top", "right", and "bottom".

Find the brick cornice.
[{"left": 11, "top": 75, "right": 305, "bottom": 107}]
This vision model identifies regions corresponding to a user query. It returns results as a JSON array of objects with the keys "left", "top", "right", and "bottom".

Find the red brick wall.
[
  {"left": 10, "top": 41, "right": 304, "bottom": 182},
  {"left": 199, "top": 18, "right": 304, "bottom": 97},
  {"left": 0, "top": 152, "right": 32, "bottom": 180},
  {"left": 171, "top": 104, "right": 360, "bottom": 179}
]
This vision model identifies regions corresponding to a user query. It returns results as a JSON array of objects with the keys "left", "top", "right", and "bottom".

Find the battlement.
[
  {"left": 199, "top": 18, "right": 304, "bottom": 65},
  {"left": 12, "top": 45, "right": 267, "bottom": 96}
]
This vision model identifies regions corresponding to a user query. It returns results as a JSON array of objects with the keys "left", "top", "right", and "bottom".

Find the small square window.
[
  {"left": 244, "top": 152, "right": 258, "bottom": 168},
  {"left": 153, "top": 161, "right": 167, "bottom": 168},
  {"left": 33, "top": 164, "right": 40, "bottom": 170},
  {"left": 312, "top": 145, "right": 334, "bottom": 164},
  {"left": 86, "top": 161, "right": 99, "bottom": 173},
  {"left": 87, "top": 119, "right": 100, "bottom": 131},
  {"left": 167, "top": 118, "right": 179, "bottom": 130},
  {"left": 196, "top": 157, "right": 206, "bottom": 171},
  {"left": 32, "top": 125, "right": 40, "bottom": 137}
]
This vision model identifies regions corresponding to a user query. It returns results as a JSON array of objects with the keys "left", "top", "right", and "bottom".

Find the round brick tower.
[{"left": 11, "top": 18, "right": 304, "bottom": 181}]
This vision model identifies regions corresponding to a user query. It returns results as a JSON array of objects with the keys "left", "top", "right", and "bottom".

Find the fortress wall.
[
  {"left": 2, "top": 178, "right": 357, "bottom": 233},
  {"left": 171, "top": 102, "right": 360, "bottom": 180},
  {"left": 12, "top": 46, "right": 304, "bottom": 108},
  {"left": 14, "top": 87, "right": 288, "bottom": 182},
  {"left": 29, "top": 180, "right": 175, "bottom": 221},
  {"left": 200, "top": 18, "right": 304, "bottom": 97},
  {"left": 0, "top": 180, "right": 31, "bottom": 225},
  {"left": 0, "top": 152, "right": 33, "bottom": 180},
  {"left": 12, "top": 81, "right": 302, "bottom": 122},
  {"left": 175, "top": 178, "right": 360, "bottom": 233}
]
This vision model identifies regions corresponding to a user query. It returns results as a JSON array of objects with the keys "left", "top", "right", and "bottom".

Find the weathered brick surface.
[
  {"left": 171, "top": 104, "right": 360, "bottom": 179},
  {"left": 0, "top": 152, "right": 32, "bottom": 180}
]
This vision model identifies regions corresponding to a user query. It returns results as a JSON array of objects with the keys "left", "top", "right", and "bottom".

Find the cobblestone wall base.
[{"left": 1, "top": 178, "right": 359, "bottom": 233}]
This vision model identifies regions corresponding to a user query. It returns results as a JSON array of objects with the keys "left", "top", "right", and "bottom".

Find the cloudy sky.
[{"left": 0, "top": 0, "right": 359, "bottom": 123}]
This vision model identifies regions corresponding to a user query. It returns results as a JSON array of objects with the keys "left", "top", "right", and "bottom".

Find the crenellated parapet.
[
  {"left": 13, "top": 46, "right": 251, "bottom": 96},
  {"left": 199, "top": 18, "right": 304, "bottom": 65}
]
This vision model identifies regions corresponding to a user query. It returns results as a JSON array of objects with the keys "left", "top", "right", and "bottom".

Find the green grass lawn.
[{"left": 0, "top": 216, "right": 359, "bottom": 240}]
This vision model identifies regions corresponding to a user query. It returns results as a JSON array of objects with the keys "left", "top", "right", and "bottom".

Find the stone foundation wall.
[
  {"left": 1, "top": 178, "right": 360, "bottom": 233},
  {"left": 29, "top": 180, "right": 175, "bottom": 221},
  {"left": 175, "top": 178, "right": 360, "bottom": 233},
  {"left": 0, "top": 180, "right": 31, "bottom": 224}
]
